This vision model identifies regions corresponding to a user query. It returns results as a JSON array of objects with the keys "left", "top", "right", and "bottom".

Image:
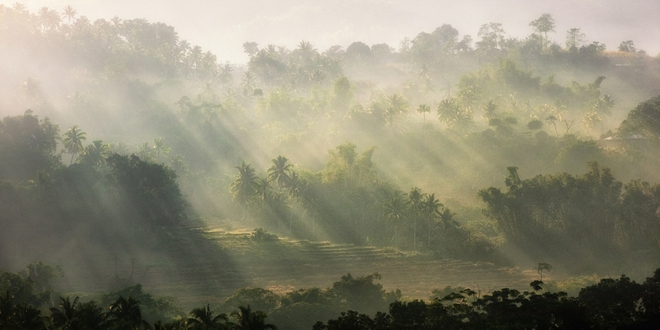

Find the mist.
[{"left": 1, "top": 1, "right": 660, "bottom": 329}]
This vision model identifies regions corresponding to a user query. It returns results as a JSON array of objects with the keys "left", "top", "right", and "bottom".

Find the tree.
[
  {"left": 537, "top": 263, "right": 552, "bottom": 281},
  {"left": 566, "top": 28, "right": 586, "bottom": 50},
  {"left": 416, "top": 104, "right": 431, "bottom": 121},
  {"left": 152, "top": 137, "right": 170, "bottom": 163},
  {"left": 529, "top": 13, "right": 555, "bottom": 51},
  {"left": 267, "top": 156, "right": 292, "bottom": 189},
  {"left": 476, "top": 22, "right": 505, "bottom": 55},
  {"left": 76, "top": 301, "right": 108, "bottom": 330},
  {"left": 62, "top": 5, "right": 76, "bottom": 24},
  {"left": 384, "top": 194, "right": 410, "bottom": 249},
  {"left": 107, "top": 296, "right": 150, "bottom": 330},
  {"left": 62, "top": 125, "right": 87, "bottom": 165},
  {"left": 482, "top": 100, "right": 498, "bottom": 120},
  {"left": 187, "top": 304, "right": 229, "bottom": 330},
  {"left": 49, "top": 296, "right": 81, "bottom": 330},
  {"left": 384, "top": 93, "right": 409, "bottom": 126},
  {"left": 421, "top": 193, "right": 443, "bottom": 246},
  {"left": 79, "top": 140, "right": 110, "bottom": 168},
  {"left": 437, "top": 98, "right": 473, "bottom": 130},
  {"left": 230, "top": 162, "right": 258, "bottom": 211},
  {"left": 618, "top": 95, "right": 660, "bottom": 138},
  {"left": 618, "top": 40, "right": 636, "bottom": 53},
  {"left": 408, "top": 187, "right": 424, "bottom": 249},
  {"left": 231, "top": 305, "right": 277, "bottom": 330},
  {"left": 243, "top": 42, "right": 259, "bottom": 57}
]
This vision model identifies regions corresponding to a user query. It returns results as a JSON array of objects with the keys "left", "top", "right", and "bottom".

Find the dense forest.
[{"left": 1, "top": 2, "right": 660, "bottom": 329}]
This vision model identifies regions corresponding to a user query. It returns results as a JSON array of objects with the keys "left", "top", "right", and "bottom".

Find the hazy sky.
[{"left": 7, "top": 0, "right": 660, "bottom": 63}]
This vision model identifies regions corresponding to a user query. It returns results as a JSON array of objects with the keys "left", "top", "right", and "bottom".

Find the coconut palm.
[
  {"left": 187, "top": 304, "right": 229, "bottom": 330},
  {"left": 153, "top": 137, "right": 171, "bottom": 163},
  {"left": 267, "top": 156, "right": 292, "bottom": 189},
  {"left": 384, "top": 93, "right": 409, "bottom": 126},
  {"left": 12, "top": 304, "right": 47, "bottom": 330},
  {"left": 408, "top": 187, "right": 424, "bottom": 249},
  {"left": 137, "top": 142, "right": 154, "bottom": 162},
  {"left": 230, "top": 162, "right": 258, "bottom": 213},
  {"left": 421, "top": 193, "right": 443, "bottom": 246},
  {"left": 76, "top": 301, "right": 108, "bottom": 330},
  {"left": 231, "top": 305, "right": 277, "bottom": 330},
  {"left": 49, "top": 296, "right": 80, "bottom": 329},
  {"left": 417, "top": 104, "right": 431, "bottom": 121},
  {"left": 62, "top": 125, "right": 87, "bottom": 165},
  {"left": 62, "top": 5, "right": 76, "bottom": 24},
  {"left": 107, "top": 296, "right": 149, "bottom": 330},
  {"left": 482, "top": 100, "right": 498, "bottom": 120},
  {"left": 79, "top": 140, "right": 110, "bottom": 167},
  {"left": 384, "top": 194, "right": 410, "bottom": 249}
]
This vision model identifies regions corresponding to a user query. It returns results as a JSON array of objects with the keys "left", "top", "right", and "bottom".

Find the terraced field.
[{"left": 56, "top": 225, "right": 540, "bottom": 309}]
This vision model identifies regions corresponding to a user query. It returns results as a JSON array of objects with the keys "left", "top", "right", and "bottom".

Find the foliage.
[
  {"left": 479, "top": 163, "right": 660, "bottom": 269},
  {"left": 618, "top": 95, "right": 660, "bottom": 138}
]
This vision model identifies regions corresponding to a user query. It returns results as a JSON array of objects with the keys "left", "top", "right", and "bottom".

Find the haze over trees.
[{"left": 1, "top": 4, "right": 660, "bottom": 329}]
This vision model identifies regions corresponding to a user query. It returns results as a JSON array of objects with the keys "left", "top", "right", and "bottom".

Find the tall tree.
[
  {"left": 49, "top": 296, "right": 81, "bottom": 330},
  {"left": 62, "top": 5, "right": 76, "bottom": 24},
  {"left": 230, "top": 162, "right": 258, "bottom": 212},
  {"left": 566, "top": 28, "right": 586, "bottom": 49},
  {"left": 187, "top": 304, "right": 229, "bottom": 330},
  {"left": 384, "top": 194, "right": 410, "bottom": 249},
  {"left": 421, "top": 193, "right": 443, "bottom": 246},
  {"left": 384, "top": 93, "right": 409, "bottom": 126},
  {"left": 267, "top": 156, "right": 293, "bottom": 189},
  {"left": 153, "top": 137, "right": 170, "bottom": 163},
  {"left": 529, "top": 13, "right": 555, "bottom": 52},
  {"left": 107, "top": 296, "right": 150, "bottom": 330},
  {"left": 62, "top": 125, "right": 87, "bottom": 165},
  {"left": 408, "top": 187, "right": 424, "bottom": 250},
  {"left": 231, "top": 305, "right": 277, "bottom": 330}
]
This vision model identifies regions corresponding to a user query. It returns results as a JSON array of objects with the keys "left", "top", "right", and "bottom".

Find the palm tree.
[
  {"left": 482, "top": 100, "right": 498, "bottom": 120},
  {"left": 79, "top": 140, "right": 110, "bottom": 167},
  {"left": 62, "top": 125, "right": 87, "bottom": 165},
  {"left": 231, "top": 305, "right": 277, "bottom": 330},
  {"left": 240, "top": 72, "right": 256, "bottom": 97},
  {"left": 286, "top": 171, "right": 307, "bottom": 231},
  {"left": 408, "top": 187, "right": 424, "bottom": 250},
  {"left": 417, "top": 104, "right": 431, "bottom": 121},
  {"left": 187, "top": 304, "right": 229, "bottom": 330},
  {"left": 49, "top": 296, "right": 80, "bottom": 329},
  {"left": 230, "top": 162, "right": 258, "bottom": 214},
  {"left": 384, "top": 194, "right": 410, "bottom": 249},
  {"left": 421, "top": 193, "right": 443, "bottom": 246},
  {"left": 384, "top": 93, "right": 409, "bottom": 126},
  {"left": 13, "top": 304, "right": 47, "bottom": 330},
  {"left": 267, "top": 156, "right": 292, "bottom": 189},
  {"left": 107, "top": 296, "right": 150, "bottom": 330},
  {"left": 153, "top": 137, "right": 171, "bottom": 163},
  {"left": 253, "top": 177, "right": 273, "bottom": 222},
  {"left": 62, "top": 5, "right": 76, "bottom": 24},
  {"left": 137, "top": 142, "right": 154, "bottom": 162},
  {"left": 76, "top": 301, "right": 108, "bottom": 330}
]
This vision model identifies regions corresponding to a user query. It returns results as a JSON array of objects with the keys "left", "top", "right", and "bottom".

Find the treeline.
[
  {"left": 314, "top": 268, "right": 660, "bottom": 330},
  {"left": 3, "top": 263, "right": 660, "bottom": 330}
]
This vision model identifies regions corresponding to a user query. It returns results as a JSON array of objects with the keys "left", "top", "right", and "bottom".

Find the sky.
[{"left": 5, "top": 0, "right": 660, "bottom": 64}]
